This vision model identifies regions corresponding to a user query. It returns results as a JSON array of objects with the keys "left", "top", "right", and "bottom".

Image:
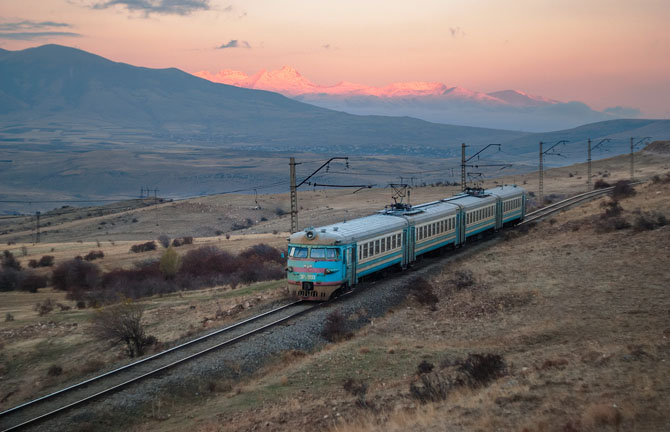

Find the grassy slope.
[{"left": 128, "top": 167, "right": 670, "bottom": 431}]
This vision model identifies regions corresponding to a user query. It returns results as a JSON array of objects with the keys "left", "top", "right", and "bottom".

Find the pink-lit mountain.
[
  {"left": 194, "top": 66, "right": 554, "bottom": 106},
  {"left": 193, "top": 67, "right": 639, "bottom": 132}
]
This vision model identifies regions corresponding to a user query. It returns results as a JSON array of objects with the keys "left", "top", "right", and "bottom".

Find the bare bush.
[
  {"left": 611, "top": 180, "right": 636, "bottom": 200},
  {"left": 19, "top": 273, "right": 48, "bottom": 293},
  {"left": 322, "top": 309, "right": 350, "bottom": 342},
  {"left": 457, "top": 353, "right": 507, "bottom": 387},
  {"left": 651, "top": 173, "right": 670, "bottom": 184},
  {"left": 90, "top": 302, "right": 155, "bottom": 358},
  {"left": 47, "top": 364, "right": 63, "bottom": 377},
  {"left": 171, "top": 236, "right": 193, "bottom": 247},
  {"left": 594, "top": 179, "right": 611, "bottom": 189},
  {"left": 343, "top": 378, "right": 368, "bottom": 407},
  {"left": 130, "top": 241, "right": 157, "bottom": 253},
  {"left": 84, "top": 250, "right": 104, "bottom": 261},
  {"left": 408, "top": 277, "right": 439, "bottom": 310},
  {"left": 28, "top": 259, "right": 39, "bottom": 268},
  {"left": 2, "top": 250, "right": 21, "bottom": 271},
  {"left": 5, "top": 312, "right": 14, "bottom": 322},
  {"left": 35, "top": 298, "right": 55, "bottom": 316},
  {"left": 409, "top": 372, "right": 452, "bottom": 403},
  {"left": 38, "top": 255, "right": 55, "bottom": 267},
  {"left": 417, "top": 360, "right": 434, "bottom": 375},
  {"left": 633, "top": 211, "right": 668, "bottom": 232},
  {"left": 52, "top": 258, "right": 101, "bottom": 299}
]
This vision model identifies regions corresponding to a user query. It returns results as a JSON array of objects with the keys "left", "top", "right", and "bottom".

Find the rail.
[{"left": 0, "top": 300, "right": 313, "bottom": 431}]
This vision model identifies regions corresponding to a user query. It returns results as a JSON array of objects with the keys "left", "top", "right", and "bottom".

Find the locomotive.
[{"left": 287, "top": 185, "right": 526, "bottom": 300}]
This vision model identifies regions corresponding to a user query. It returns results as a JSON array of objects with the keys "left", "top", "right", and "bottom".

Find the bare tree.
[{"left": 90, "top": 301, "right": 153, "bottom": 357}]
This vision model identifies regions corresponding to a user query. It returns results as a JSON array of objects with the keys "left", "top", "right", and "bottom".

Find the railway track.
[
  {"left": 0, "top": 300, "right": 315, "bottom": 431},
  {"left": 521, "top": 185, "right": 617, "bottom": 225}
]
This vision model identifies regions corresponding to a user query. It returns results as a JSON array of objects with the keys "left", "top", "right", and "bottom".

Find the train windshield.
[
  {"left": 310, "top": 248, "right": 339, "bottom": 259},
  {"left": 289, "top": 246, "right": 308, "bottom": 258}
]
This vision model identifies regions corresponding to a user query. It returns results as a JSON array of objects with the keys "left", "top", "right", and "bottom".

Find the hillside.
[{"left": 0, "top": 147, "right": 668, "bottom": 431}]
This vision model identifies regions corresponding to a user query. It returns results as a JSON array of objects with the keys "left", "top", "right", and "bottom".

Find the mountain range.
[
  {"left": 0, "top": 44, "right": 668, "bottom": 213},
  {"left": 194, "top": 67, "right": 636, "bottom": 132}
]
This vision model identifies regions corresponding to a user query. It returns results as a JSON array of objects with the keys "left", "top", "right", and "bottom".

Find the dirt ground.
[{"left": 1, "top": 147, "right": 669, "bottom": 430}]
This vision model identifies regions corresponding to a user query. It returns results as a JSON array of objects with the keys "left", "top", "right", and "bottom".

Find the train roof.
[
  {"left": 382, "top": 199, "right": 459, "bottom": 223},
  {"left": 288, "top": 214, "right": 407, "bottom": 245},
  {"left": 486, "top": 184, "right": 525, "bottom": 199}
]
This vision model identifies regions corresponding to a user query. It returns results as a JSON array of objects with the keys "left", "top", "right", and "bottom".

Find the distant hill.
[{"left": 0, "top": 44, "right": 524, "bottom": 156}]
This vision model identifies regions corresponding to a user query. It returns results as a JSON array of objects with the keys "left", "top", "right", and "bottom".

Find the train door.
[
  {"left": 402, "top": 226, "right": 415, "bottom": 268},
  {"left": 346, "top": 246, "right": 357, "bottom": 287},
  {"left": 495, "top": 197, "right": 503, "bottom": 230}
]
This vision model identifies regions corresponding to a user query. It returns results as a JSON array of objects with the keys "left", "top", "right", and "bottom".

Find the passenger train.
[{"left": 287, "top": 185, "right": 526, "bottom": 300}]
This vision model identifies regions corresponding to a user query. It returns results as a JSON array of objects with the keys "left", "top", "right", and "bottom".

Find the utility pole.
[
  {"left": 539, "top": 141, "right": 543, "bottom": 204},
  {"left": 587, "top": 139, "right": 591, "bottom": 191},
  {"left": 630, "top": 137, "right": 652, "bottom": 181},
  {"left": 461, "top": 143, "right": 501, "bottom": 191},
  {"left": 539, "top": 139, "right": 568, "bottom": 205},
  {"left": 290, "top": 157, "right": 298, "bottom": 233},
  {"left": 589, "top": 138, "right": 611, "bottom": 191},
  {"left": 460, "top": 143, "right": 466, "bottom": 191},
  {"left": 289, "top": 156, "right": 349, "bottom": 234},
  {"left": 35, "top": 211, "right": 41, "bottom": 244}
]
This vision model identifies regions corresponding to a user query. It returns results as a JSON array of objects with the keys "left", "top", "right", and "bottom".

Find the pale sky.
[{"left": 1, "top": 0, "right": 668, "bottom": 116}]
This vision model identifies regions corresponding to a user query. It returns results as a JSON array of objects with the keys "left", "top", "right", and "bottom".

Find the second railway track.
[{"left": 0, "top": 300, "right": 315, "bottom": 431}]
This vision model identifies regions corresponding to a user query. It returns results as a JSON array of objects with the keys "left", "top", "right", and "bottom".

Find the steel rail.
[
  {"left": 521, "top": 186, "right": 615, "bottom": 224},
  {"left": 0, "top": 300, "right": 311, "bottom": 431}
]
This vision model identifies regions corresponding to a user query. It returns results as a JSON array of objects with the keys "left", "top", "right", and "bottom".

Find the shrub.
[
  {"left": 343, "top": 378, "right": 368, "bottom": 407},
  {"left": 600, "top": 199, "right": 623, "bottom": 218},
  {"left": 322, "top": 309, "right": 350, "bottom": 342},
  {"left": 0, "top": 268, "right": 21, "bottom": 292},
  {"left": 20, "top": 273, "right": 48, "bottom": 293},
  {"left": 275, "top": 207, "right": 286, "bottom": 216},
  {"left": 157, "top": 234, "right": 171, "bottom": 248},
  {"left": 171, "top": 236, "right": 193, "bottom": 247},
  {"left": 28, "top": 259, "right": 39, "bottom": 268},
  {"left": 611, "top": 180, "right": 636, "bottom": 200},
  {"left": 408, "top": 277, "right": 439, "bottom": 310},
  {"left": 594, "top": 179, "right": 611, "bottom": 189},
  {"left": 35, "top": 298, "right": 55, "bottom": 316},
  {"left": 159, "top": 247, "right": 180, "bottom": 279},
  {"left": 38, "top": 255, "right": 55, "bottom": 267},
  {"left": 409, "top": 372, "right": 451, "bottom": 403},
  {"left": 47, "top": 364, "right": 63, "bottom": 376},
  {"left": 633, "top": 211, "right": 668, "bottom": 232},
  {"left": 130, "top": 241, "right": 157, "bottom": 253},
  {"left": 51, "top": 258, "right": 101, "bottom": 299},
  {"left": 239, "top": 244, "right": 284, "bottom": 264},
  {"left": 2, "top": 250, "right": 21, "bottom": 271},
  {"left": 84, "top": 250, "right": 104, "bottom": 261},
  {"left": 457, "top": 353, "right": 506, "bottom": 387},
  {"left": 90, "top": 301, "right": 155, "bottom": 358},
  {"left": 417, "top": 360, "right": 435, "bottom": 375},
  {"left": 5, "top": 312, "right": 14, "bottom": 322},
  {"left": 651, "top": 173, "right": 670, "bottom": 184}
]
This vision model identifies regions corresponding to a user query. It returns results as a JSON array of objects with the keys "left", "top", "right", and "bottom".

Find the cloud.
[
  {"left": 0, "top": 31, "right": 81, "bottom": 40},
  {"left": 217, "top": 39, "right": 251, "bottom": 49},
  {"left": 0, "top": 20, "right": 80, "bottom": 40},
  {"left": 449, "top": 26, "right": 465, "bottom": 38},
  {"left": 92, "top": 0, "right": 210, "bottom": 16},
  {"left": 603, "top": 106, "right": 642, "bottom": 118}
]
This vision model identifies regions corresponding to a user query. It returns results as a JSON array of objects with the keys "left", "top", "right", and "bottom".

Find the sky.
[{"left": 1, "top": 0, "right": 668, "bottom": 117}]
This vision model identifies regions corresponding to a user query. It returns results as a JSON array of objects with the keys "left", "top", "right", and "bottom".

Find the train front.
[{"left": 287, "top": 227, "right": 347, "bottom": 300}]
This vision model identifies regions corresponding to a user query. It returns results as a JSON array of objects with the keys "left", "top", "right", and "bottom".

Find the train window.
[
  {"left": 391, "top": 235, "right": 396, "bottom": 249},
  {"left": 381, "top": 238, "right": 386, "bottom": 253},
  {"left": 310, "top": 248, "right": 326, "bottom": 258},
  {"left": 363, "top": 243, "right": 368, "bottom": 258},
  {"left": 397, "top": 233, "right": 401, "bottom": 246},
  {"left": 326, "top": 249, "right": 339, "bottom": 259},
  {"left": 374, "top": 240, "right": 379, "bottom": 254},
  {"left": 289, "top": 247, "right": 308, "bottom": 258}
]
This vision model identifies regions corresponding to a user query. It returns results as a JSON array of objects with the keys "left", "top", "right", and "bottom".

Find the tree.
[
  {"left": 90, "top": 301, "right": 153, "bottom": 357},
  {"left": 2, "top": 250, "right": 21, "bottom": 271},
  {"left": 159, "top": 246, "right": 180, "bottom": 279}
]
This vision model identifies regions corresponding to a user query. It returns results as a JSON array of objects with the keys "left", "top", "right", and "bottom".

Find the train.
[{"left": 286, "top": 185, "right": 526, "bottom": 300}]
